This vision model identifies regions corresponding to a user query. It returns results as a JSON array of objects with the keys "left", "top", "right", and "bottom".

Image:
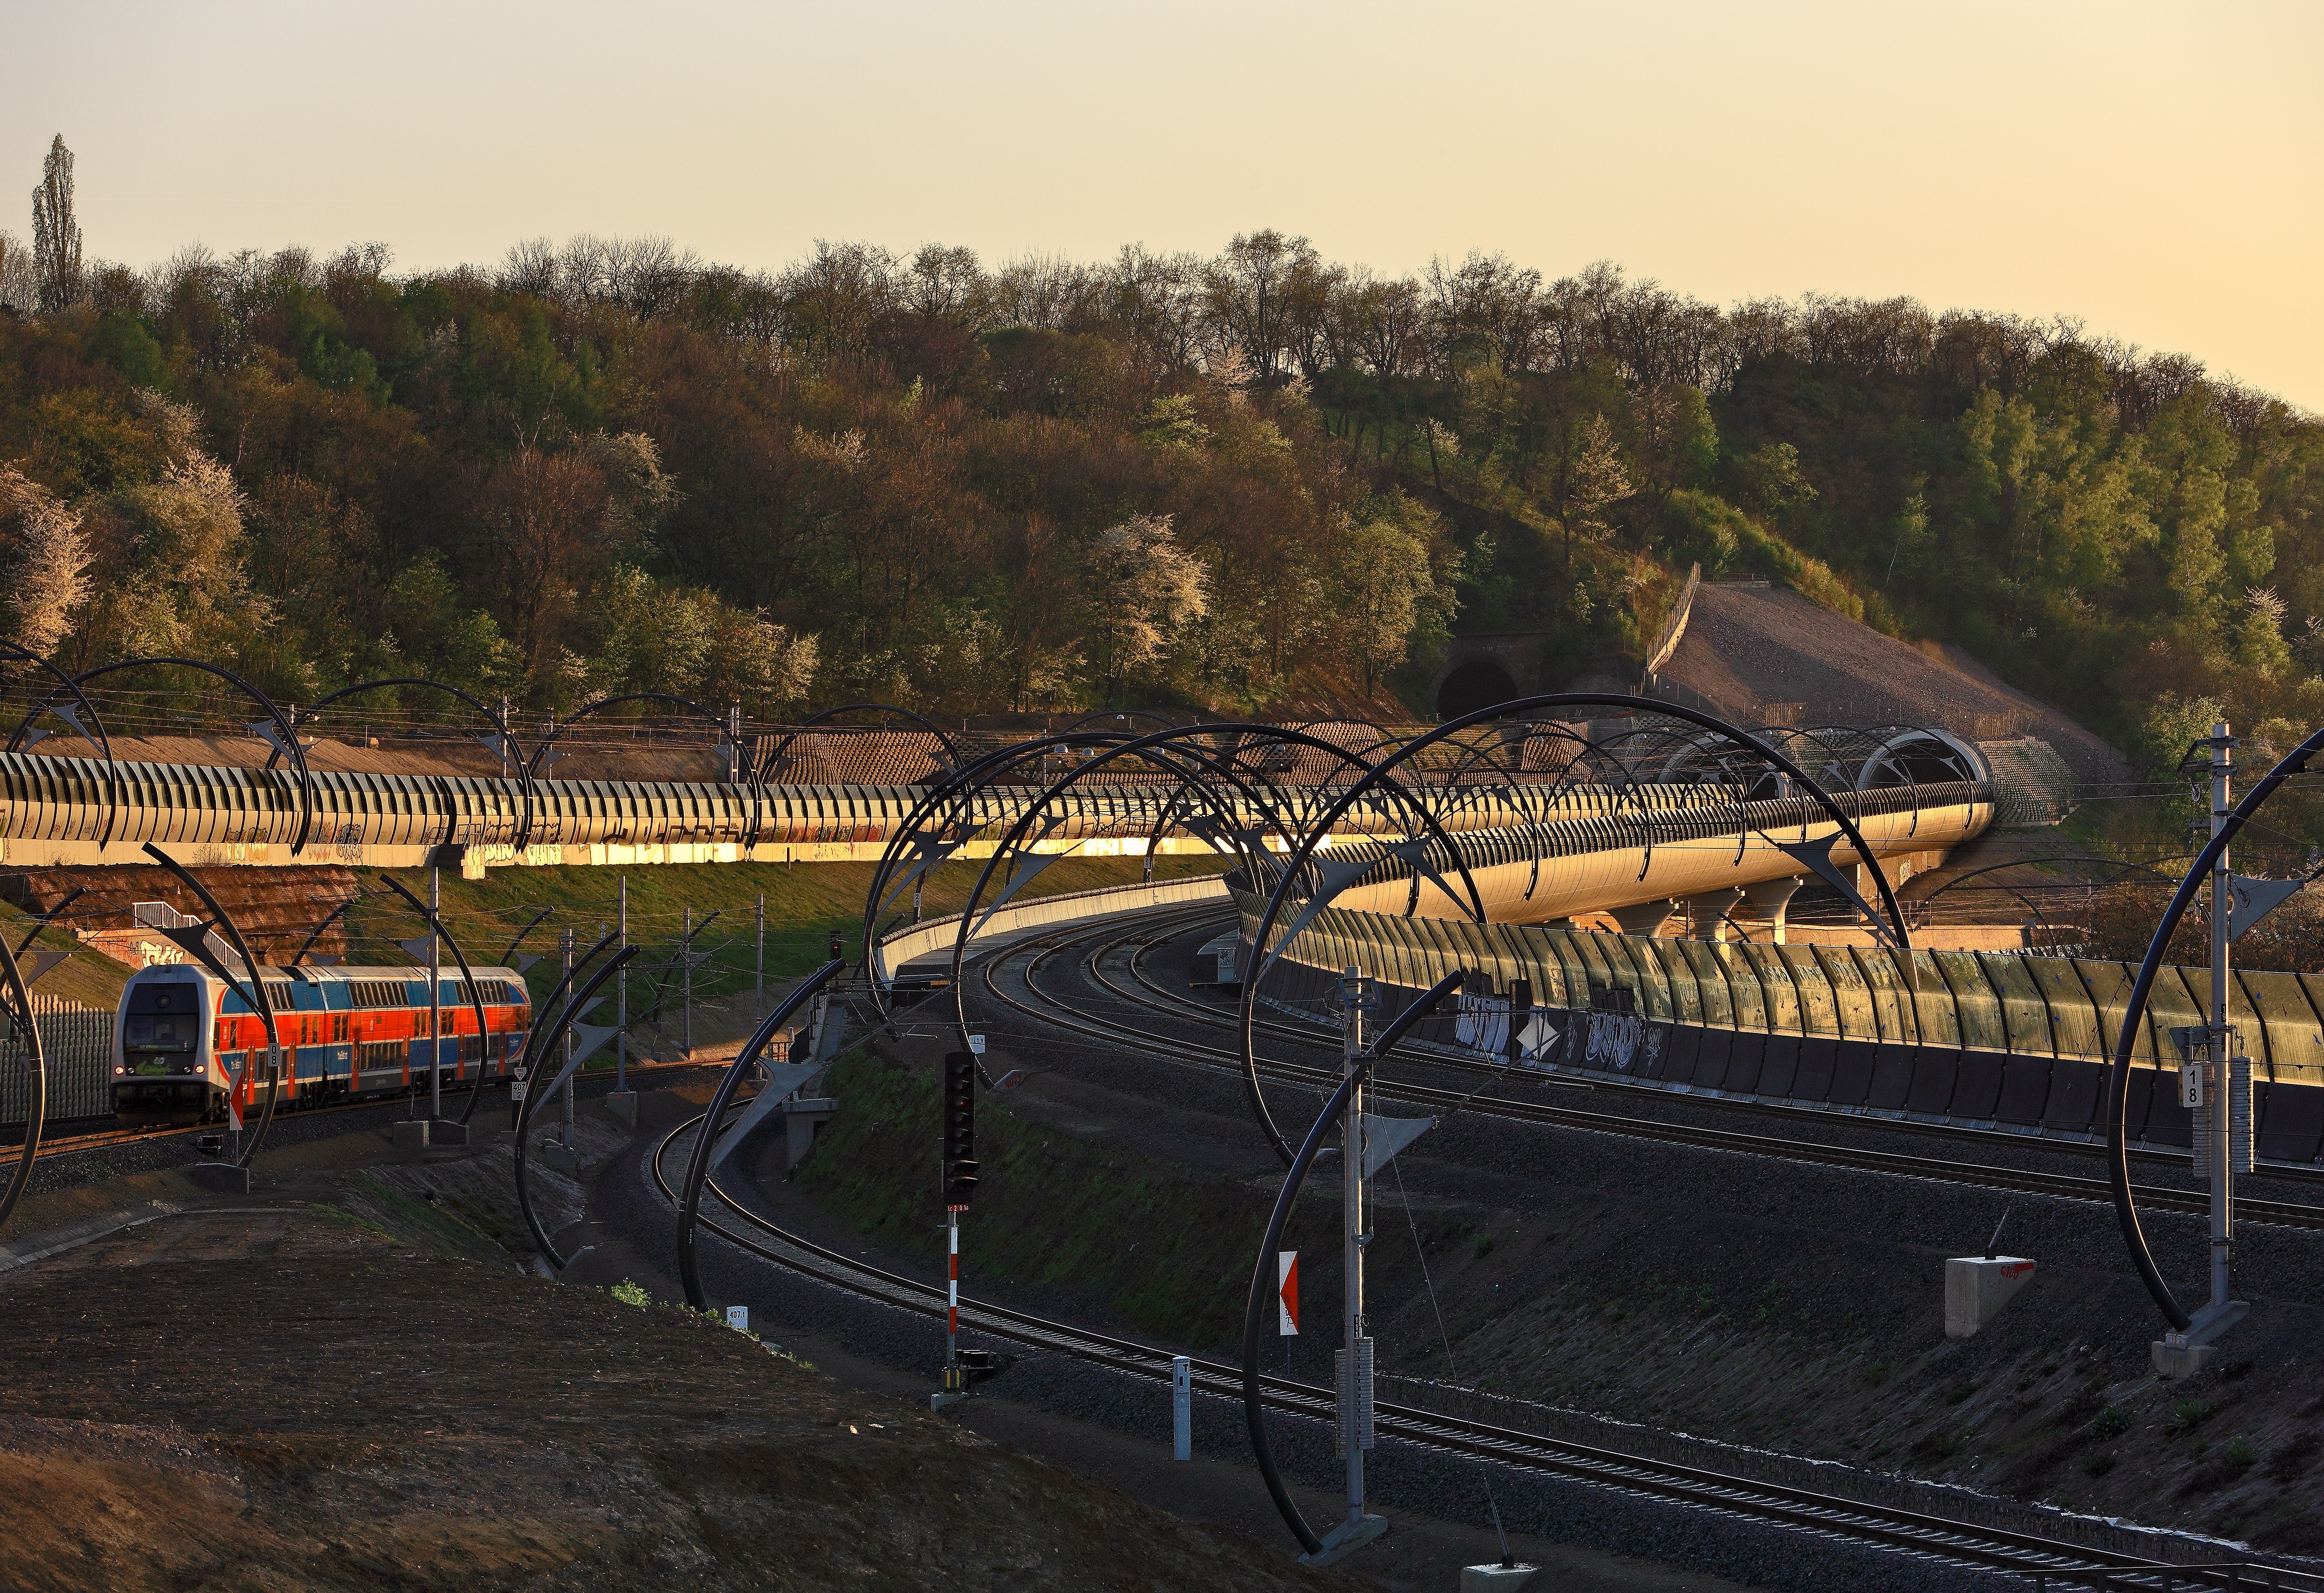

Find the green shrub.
[
  {"left": 2091, "top": 1406, "right": 2132, "bottom": 1440},
  {"left": 610, "top": 1278, "right": 650, "bottom": 1308}
]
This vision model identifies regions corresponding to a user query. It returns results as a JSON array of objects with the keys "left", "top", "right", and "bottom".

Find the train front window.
[{"left": 124, "top": 1013, "right": 198, "bottom": 1051}]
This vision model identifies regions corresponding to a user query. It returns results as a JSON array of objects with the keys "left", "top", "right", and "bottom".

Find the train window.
[
  {"left": 331, "top": 1014, "right": 348, "bottom": 1043},
  {"left": 127, "top": 979, "right": 201, "bottom": 1015},
  {"left": 124, "top": 1013, "right": 198, "bottom": 1050}
]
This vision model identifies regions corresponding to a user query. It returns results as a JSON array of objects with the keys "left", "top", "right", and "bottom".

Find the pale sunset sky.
[{"left": 5, "top": 0, "right": 2317, "bottom": 404}]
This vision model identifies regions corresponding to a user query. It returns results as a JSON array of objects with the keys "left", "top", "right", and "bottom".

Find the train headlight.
[{"left": 112, "top": 1064, "right": 125, "bottom": 1075}]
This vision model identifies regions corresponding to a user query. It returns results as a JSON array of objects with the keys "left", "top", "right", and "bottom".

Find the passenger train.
[{"left": 113, "top": 961, "right": 533, "bottom": 1125}]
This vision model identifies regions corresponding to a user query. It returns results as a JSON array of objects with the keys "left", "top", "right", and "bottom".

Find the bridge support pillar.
[
  {"left": 1740, "top": 878, "right": 1803, "bottom": 944},
  {"left": 1608, "top": 899, "right": 1677, "bottom": 937},
  {"left": 1682, "top": 889, "right": 1741, "bottom": 940}
]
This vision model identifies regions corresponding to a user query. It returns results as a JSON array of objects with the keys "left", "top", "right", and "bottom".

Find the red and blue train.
[{"left": 113, "top": 961, "right": 534, "bottom": 1125}]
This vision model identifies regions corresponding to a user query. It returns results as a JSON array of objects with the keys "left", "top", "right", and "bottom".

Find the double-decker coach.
[{"left": 113, "top": 961, "right": 533, "bottom": 1125}]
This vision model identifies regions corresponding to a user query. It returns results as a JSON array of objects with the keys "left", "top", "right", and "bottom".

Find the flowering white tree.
[
  {"left": 0, "top": 463, "right": 90, "bottom": 654},
  {"left": 1078, "top": 513, "right": 1209, "bottom": 704}
]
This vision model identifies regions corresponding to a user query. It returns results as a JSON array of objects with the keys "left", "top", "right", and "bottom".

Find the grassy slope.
[{"left": 793, "top": 1042, "right": 1383, "bottom": 1353}]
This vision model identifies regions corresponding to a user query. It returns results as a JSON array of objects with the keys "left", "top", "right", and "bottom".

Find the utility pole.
[
  {"left": 682, "top": 905, "right": 693, "bottom": 1059},
  {"left": 428, "top": 864, "right": 442, "bottom": 1123},
  {"left": 755, "top": 891, "right": 765, "bottom": 1013},
  {"left": 497, "top": 695, "right": 510, "bottom": 779},
  {"left": 2209, "top": 720, "right": 2235, "bottom": 1320},
  {"left": 1333, "top": 965, "right": 1384, "bottom": 1556},
  {"left": 560, "top": 928, "right": 576, "bottom": 1151},
  {"left": 616, "top": 875, "right": 628, "bottom": 1091},
  {"left": 2161, "top": 721, "right": 2252, "bottom": 1374}
]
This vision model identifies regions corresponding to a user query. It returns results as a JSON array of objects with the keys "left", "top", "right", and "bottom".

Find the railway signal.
[{"left": 937, "top": 1050, "right": 978, "bottom": 1410}]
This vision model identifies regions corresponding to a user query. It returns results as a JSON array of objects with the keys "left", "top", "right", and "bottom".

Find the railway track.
[
  {"left": 650, "top": 1110, "right": 2305, "bottom": 1590},
  {"left": 967, "top": 906, "right": 2324, "bottom": 1234},
  {"left": 4, "top": 1052, "right": 718, "bottom": 1165}
]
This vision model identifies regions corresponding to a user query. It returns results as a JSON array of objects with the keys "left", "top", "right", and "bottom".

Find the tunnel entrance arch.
[{"left": 1436, "top": 660, "right": 1518, "bottom": 720}]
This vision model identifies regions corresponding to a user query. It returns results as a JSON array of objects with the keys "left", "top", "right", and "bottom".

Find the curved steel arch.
[
  {"left": 759, "top": 702, "right": 960, "bottom": 782},
  {"left": 35, "top": 657, "right": 314, "bottom": 855},
  {"left": 520, "top": 690, "right": 759, "bottom": 850},
  {"left": 277, "top": 676, "right": 534, "bottom": 854},
  {"left": 1910, "top": 855, "right": 2178, "bottom": 917},
  {"left": 859, "top": 734, "right": 1143, "bottom": 1007},
  {"left": 0, "top": 637, "right": 120, "bottom": 848},
  {"left": 967, "top": 729, "right": 1487, "bottom": 1119},
  {"left": 0, "top": 922, "right": 47, "bottom": 1235},
  {"left": 675, "top": 958, "right": 850, "bottom": 1308},
  {"left": 943, "top": 725, "right": 1484, "bottom": 1066},
  {"left": 2105, "top": 725, "right": 2324, "bottom": 1333},
  {"left": 1237, "top": 693, "right": 1916, "bottom": 1166},
  {"left": 513, "top": 934, "right": 637, "bottom": 1267},
  {"left": 141, "top": 843, "right": 285, "bottom": 1166},
  {"left": 1417, "top": 728, "right": 1569, "bottom": 906}
]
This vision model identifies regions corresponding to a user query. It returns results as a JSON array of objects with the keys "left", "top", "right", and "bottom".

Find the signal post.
[{"left": 934, "top": 1047, "right": 979, "bottom": 1412}]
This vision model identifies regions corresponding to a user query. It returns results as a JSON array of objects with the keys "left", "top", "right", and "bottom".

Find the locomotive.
[{"left": 113, "top": 961, "right": 533, "bottom": 1125}]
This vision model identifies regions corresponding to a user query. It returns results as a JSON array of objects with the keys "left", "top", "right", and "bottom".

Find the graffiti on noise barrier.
[{"left": 1583, "top": 1009, "right": 1660, "bottom": 1073}]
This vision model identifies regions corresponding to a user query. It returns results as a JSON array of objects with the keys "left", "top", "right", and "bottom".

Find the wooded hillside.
[{"left": 2, "top": 137, "right": 2317, "bottom": 767}]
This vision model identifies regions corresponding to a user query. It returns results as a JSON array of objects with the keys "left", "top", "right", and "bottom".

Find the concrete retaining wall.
[{"left": 876, "top": 874, "right": 1232, "bottom": 982}]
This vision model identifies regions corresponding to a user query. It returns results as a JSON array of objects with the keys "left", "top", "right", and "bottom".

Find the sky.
[{"left": 5, "top": 0, "right": 2320, "bottom": 406}]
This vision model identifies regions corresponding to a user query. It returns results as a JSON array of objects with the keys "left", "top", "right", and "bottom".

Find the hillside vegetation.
[{"left": 3, "top": 137, "right": 2319, "bottom": 767}]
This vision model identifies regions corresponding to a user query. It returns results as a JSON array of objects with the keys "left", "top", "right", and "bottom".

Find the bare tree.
[
  {"left": 30, "top": 135, "right": 82, "bottom": 312},
  {"left": 1202, "top": 230, "right": 1317, "bottom": 381},
  {"left": 0, "top": 230, "right": 33, "bottom": 312},
  {"left": 903, "top": 243, "right": 987, "bottom": 324}
]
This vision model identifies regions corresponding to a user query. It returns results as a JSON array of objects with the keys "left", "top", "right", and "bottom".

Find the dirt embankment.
[
  {"left": 794, "top": 1037, "right": 2324, "bottom": 1561},
  {"left": 0, "top": 1169, "right": 1352, "bottom": 1591}
]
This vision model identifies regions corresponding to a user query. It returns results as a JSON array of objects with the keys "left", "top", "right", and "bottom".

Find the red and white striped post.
[
  {"left": 935, "top": 1048, "right": 979, "bottom": 1409},
  {"left": 947, "top": 1209, "right": 961, "bottom": 1342}
]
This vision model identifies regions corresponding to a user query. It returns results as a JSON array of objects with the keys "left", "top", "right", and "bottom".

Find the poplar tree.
[{"left": 30, "top": 135, "right": 81, "bottom": 312}]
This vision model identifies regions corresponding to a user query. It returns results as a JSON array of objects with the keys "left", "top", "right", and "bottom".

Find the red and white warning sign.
[{"left": 1278, "top": 1251, "right": 1298, "bottom": 1336}]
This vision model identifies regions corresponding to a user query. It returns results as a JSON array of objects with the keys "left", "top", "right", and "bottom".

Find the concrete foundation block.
[
  {"left": 2151, "top": 1301, "right": 2250, "bottom": 1377},
  {"left": 539, "top": 1141, "right": 580, "bottom": 1174},
  {"left": 783, "top": 1098, "right": 836, "bottom": 1167},
  {"left": 1460, "top": 1566, "right": 1539, "bottom": 1593},
  {"left": 1946, "top": 1256, "right": 2035, "bottom": 1340},
  {"left": 1299, "top": 1514, "right": 1387, "bottom": 1568},
  {"left": 606, "top": 1090, "right": 637, "bottom": 1126},
  {"left": 2152, "top": 1339, "right": 2215, "bottom": 1379},
  {"left": 391, "top": 1120, "right": 430, "bottom": 1153},
  {"left": 427, "top": 1120, "right": 468, "bottom": 1145},
  {"left": 189, "top": 1162, "right": 250, "bottom": 1195}
]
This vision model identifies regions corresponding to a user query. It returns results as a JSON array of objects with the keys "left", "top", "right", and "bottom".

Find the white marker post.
[{"left": 1172, "top": 1355, "right": 1192, "bottom": 1461}]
